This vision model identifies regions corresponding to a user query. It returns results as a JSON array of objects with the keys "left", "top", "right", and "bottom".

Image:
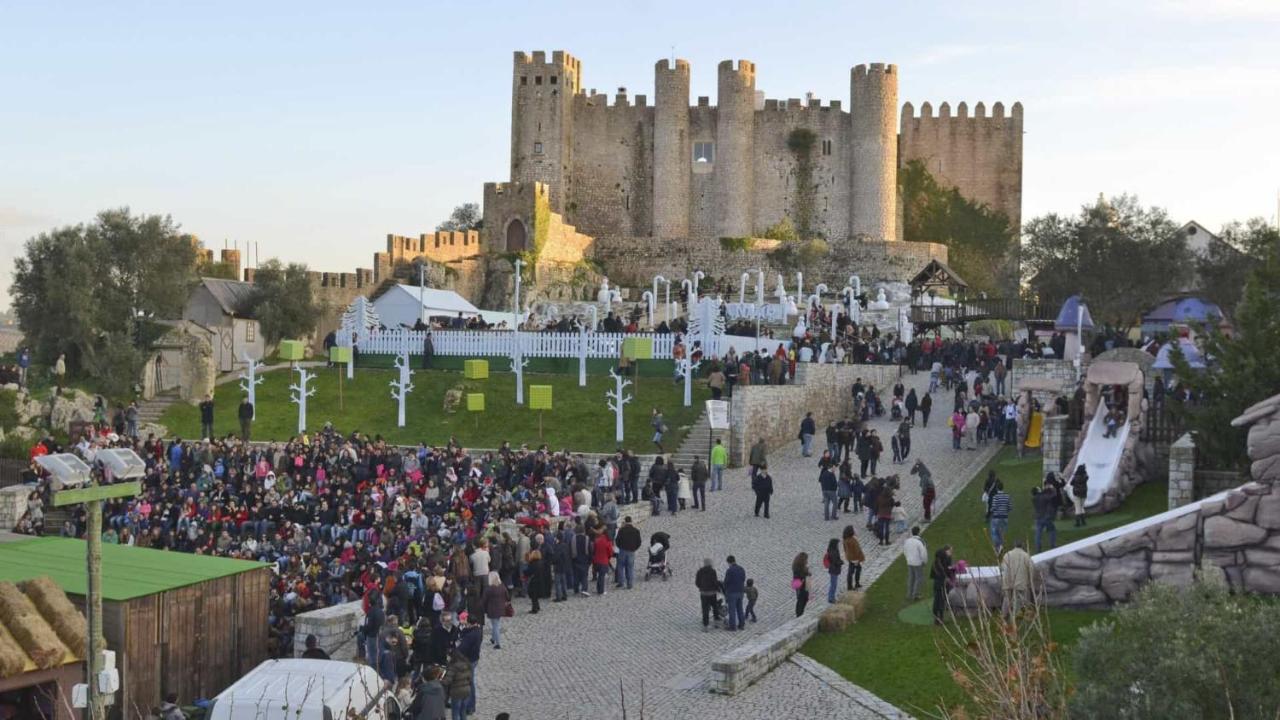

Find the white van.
[{"left": 208, "top": 659, "right": 403, "bottom": 720}]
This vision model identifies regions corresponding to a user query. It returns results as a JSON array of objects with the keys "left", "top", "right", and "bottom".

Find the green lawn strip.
[
  {"left": 159, "top": 368, "right": 709, "bottom": 454},
  {"left": 802, "top": 446, "right": 1168, "bottom": 714}
]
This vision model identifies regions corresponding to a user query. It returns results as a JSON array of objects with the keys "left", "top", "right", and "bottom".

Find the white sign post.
[
  {"left": 706, "top": 399, "right": 730, "bottom": 430},
  {"left": 289, "top": 367, "right": 316, "bottom": 434},
  {"left": 390, "top": 349, "right": 415, "bottom": 428},
  {"left": 578, "top": 325, "right": 589, "bottom": 388},
  {"left": 238, "top": 353, "right": 263, "bottom": 420},
  {"left": 606, "top": 368, "right": 633, "bottom": 444}
]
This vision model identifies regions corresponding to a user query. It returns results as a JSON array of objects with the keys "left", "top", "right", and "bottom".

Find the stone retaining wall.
[
  {"left": 727, "top": 363, "right": 901, "bottom": 467},
  {"left": 710, "top": 615, "right": 819, "bottom": 695},
  {"left": 1041, "top": 414, "right": 1074, "bottom": 476},
  {"left": 1168, "top": 433, "right": 1196, "bottom": 509},
  {"left": 0, "top": 485, "right": 29, "bottom": 531},
  {"left": 1010, "top": 359, "right": 1076, "bottom": 401},
  {"left": 950, "top": 480, "right": 1280, "bottom": 611},
  {"left": 294, "top": 599, "right": 365, "bottom": 660}
]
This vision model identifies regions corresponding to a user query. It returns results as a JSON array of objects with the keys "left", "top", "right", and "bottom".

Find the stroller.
[{"left": 645, "top": 531, "right": 673, "bottom": 581}]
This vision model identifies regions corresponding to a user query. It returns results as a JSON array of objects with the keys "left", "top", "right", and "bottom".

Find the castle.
[{"left": 259, "top": 50, "right": 1025, "bottom": 337}]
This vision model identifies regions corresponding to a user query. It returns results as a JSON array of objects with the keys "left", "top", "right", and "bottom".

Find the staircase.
[
  {"left": 137, "top": 391, "right": 181, "bottom": 426},
  {"left": 669, "top": 408, "right": 728, "bottom": 470},
  {"left": 42, "top": 506, "right": 69, "bottom": 537}
]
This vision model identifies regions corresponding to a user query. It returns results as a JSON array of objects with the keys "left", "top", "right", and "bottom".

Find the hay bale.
[
  {"left": 818, "top": 605, "right": 855, "bottom": 633},
  {"left": 21, "top": 577, "right": 86, "bottom": 655},
  {"left": 837, "top": 590, "right": 867, "bottom": 620},
  {"left": 0, "top": 582, "right": 64, "bottom": 669},
  {"left": 0, "top": 622, "right": 27, "bottom": 678}
]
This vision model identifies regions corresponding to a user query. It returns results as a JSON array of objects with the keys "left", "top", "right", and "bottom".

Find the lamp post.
[
  {"left": 641, "top": 290, "right": 655, "bottom": 328},
  {"left": 513, "top": 259, "right": 525, "bottom": 405},
  {"left": 795, "top": 271, "right": 804, "bottom": 307},
  {"left": 692, "top": 270, "right": 705, "bottom": 299}
]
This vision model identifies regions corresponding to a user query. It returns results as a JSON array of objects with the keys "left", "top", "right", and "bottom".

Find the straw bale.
[
  {"left": 0, "top": 622, "right": 26, "bottom": 678},
  {"left": 0, "top": 582, "right": 64, "bottom": 669},
  {"left": 818, "top": 605, "right": 855, "bottom": 633},
  {"left": 21, "top": 576, "right": 87, "bottom": 656}
]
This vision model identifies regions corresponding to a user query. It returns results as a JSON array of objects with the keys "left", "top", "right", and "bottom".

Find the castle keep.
[{"left": 492, "top": 50, "right": 1022, "bottom": 252}]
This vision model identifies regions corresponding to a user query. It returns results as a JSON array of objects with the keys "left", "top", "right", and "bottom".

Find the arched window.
[{"left": 505, "top": 219, "right": 528, "bottom": 252}]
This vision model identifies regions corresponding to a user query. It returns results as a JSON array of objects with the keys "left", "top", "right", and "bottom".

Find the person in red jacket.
[{"left": 591, "top": 531, "right": 614, "bottom": 596}]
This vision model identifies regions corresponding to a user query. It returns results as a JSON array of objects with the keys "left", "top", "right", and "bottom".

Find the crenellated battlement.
[
  {"left": 761, "top": 98, "right": 845, "bottom": 112},
  {"left": 900, "top": 100, "right": 1023, "bottom": 126},
  {"left": 571, "top": 88, "right": 651, "bottom": 110},
  {"left": 655, "top": 58, "right": 690, "bottom": 73},
  {"left": 852, "top": 62, "right": 897, "bottom": 77}
]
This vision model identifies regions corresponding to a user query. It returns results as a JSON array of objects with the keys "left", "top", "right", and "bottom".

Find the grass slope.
[
  {"left": 160, "top": 367, "right": 709, "bottom": 453},
  {"left": 802, "top": 446, "right": 1169, "bottom": 715}
]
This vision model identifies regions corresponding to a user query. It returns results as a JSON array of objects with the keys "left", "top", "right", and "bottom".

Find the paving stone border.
[{"left": 789, "top": 653, "right": 917, "bottom": 719}]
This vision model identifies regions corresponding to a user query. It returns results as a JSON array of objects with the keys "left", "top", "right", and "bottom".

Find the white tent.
[{"left": 372, "top": 285, "right": 482, "bottom": 329}]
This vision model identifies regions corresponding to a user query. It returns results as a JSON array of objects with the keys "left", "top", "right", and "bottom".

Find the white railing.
[{"left": 343, "top": 329, "right": 675, "bottom": 359}]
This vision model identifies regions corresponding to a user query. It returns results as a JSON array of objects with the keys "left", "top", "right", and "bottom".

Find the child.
[
  {"left": 850, "top": 476, "right": 866, "bottom": 512},
  {"left": 744, "top": 578, "right": 759, "bottom": 623},
  {"left": 892, "top": 502, "right": 908, "bottom": 535}
]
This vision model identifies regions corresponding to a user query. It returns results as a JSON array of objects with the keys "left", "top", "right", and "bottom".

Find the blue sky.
[{"left": 2, "top": 1, "right": 1277, "bottom": 303}]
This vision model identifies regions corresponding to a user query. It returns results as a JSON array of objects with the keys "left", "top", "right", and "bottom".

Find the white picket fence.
[{"left": 343, "top": 329, "right": 676, "bottom": 359}]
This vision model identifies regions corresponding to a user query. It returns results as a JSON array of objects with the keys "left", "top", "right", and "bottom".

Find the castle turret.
[
  {"left": 510, "top": 50, "right": 581, "bottom": 212},
  {"left": 652, "top": 58, "right": 691, "bottom": 238},
  {"left": 849, "top": 63, "right": 898, "bottom": 241},
  {"left": 715, "top": 59, "right": 756, "bottom": 238}
]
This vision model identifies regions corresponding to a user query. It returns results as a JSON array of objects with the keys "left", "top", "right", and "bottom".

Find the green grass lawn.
[
  {"left": 802, "top": 446, "right": 1170, "bottom": 716},
  {"left": 159, "top": 367, "right": 710, "bottom": 453}
]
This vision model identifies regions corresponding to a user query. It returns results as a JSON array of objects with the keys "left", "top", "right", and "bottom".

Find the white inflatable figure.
[
  {"left": 597, "top": 278, "right": 612, "bottom": 304},
  {"left": 871, "top": 288, "right": 891, "bottom": 311},
  {"left": 899, "top": 307, "right": 914, "bottom": 343},
  {"left": 774, "top": 274, "right": 788, "bottom": 304},
  {"left": 793, "top": 315, "right": 808, "bottom": 339},
  {"left": 785, "top": 297, "right": 799, "bottom": 317}
]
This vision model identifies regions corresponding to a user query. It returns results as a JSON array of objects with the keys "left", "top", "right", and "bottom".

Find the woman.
[
  {"left": 676, "top": 463, "right": 693, "bottom": 511},
  {"left": 480, "top": 571, "right": 509, "bottom": 649},
  {"left": 648, "top": 457, "right": 666, "bottom": 517},
  {"left": 525, "top": 535, "right": 551, "bottom": 614},
  {"left": 875, "top": 485, "right": 896, "bottom": 546},
  {"left": 664, "top": 461, "right": 681, "bottom": 515},
  {"left": 823, "top": 539, "right": 844, "bottom": 604},
  {"left": 919, "top": 391, "right": 933, "bottom": 428},
  {"left": 930, "top": 545, "right": 955, "bottom": 625},
  {"left": 1070, "top": 465, "right": 1089, "bottom": 526},
  {"left": 905, "top": 388, "right": 919, "bottom": 426},
  {"left": 841, "top": 525, "right": 866, "bottom": 591},
  {"left": 792, "top": 552, "right": 811, "bottom": 617},
  {"left": 837, "top": 461, "right": 854, "bottom": 513}
]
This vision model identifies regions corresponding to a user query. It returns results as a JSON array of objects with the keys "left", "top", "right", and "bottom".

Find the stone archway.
[{"left": 505, "top": 219, "right": 528, "bottom": 252}]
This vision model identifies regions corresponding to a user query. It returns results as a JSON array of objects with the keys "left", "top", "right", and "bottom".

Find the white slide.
[{"left": 1072, "top": 409, "right": 1131, "bottom": 509}]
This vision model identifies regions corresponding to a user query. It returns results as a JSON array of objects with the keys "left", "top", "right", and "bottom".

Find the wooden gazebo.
[{"left": 909, "top": 259, "right": 970, "bottom": 301}]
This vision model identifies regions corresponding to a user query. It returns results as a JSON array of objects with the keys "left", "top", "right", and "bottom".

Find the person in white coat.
[{"left": 903, "top": 526, "right": 929, "bottom": 602}]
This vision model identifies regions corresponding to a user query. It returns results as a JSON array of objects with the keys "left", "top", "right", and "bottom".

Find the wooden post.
[{"left": 86, "top": 496, "right": 104, "bottom": 720}]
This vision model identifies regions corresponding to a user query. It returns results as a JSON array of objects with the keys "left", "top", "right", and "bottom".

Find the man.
[
  {"left": 422, "top": 330, "right": 434, "bottom": 370},
  {"left": 819, "top": 463, "right": 838, "bottom": 521},
  {"left": 748, "top": 437, "right": 767, "bottom": 480},
  {"left": 16, "top": 347, "right": 29, "bottom": 387},
  {"left": 695, "top": 559, "right": 722, "bottom": 631},
  {"left": 614, "top": 517, "right": 641, "bottom": 589},
  {"left": 707, "top": 365, "right": 725, "bottom": 400},
  {"left": 722, "top": 556, "right": 746, "bottom": 631},
  {"left": 904, "top": 526, "right": 928, "bottom": 601},
  {"left": 300, "top": 634, "right": 330, "bottom": 659},
  {"left": 1032, "top": 486, "right": 1059, "bottom": 552},
  {"left": 199, "top": 394, "right": 215, "bottom": 439},
  {"left": 690, "top": 456, "right": 708, "bottom": 511},
  {"left": 752, "top": 463, "right": 773, "bottom": 519},
  {"left": 799, "top": 412, "right": 817, "bottom": 457},
  {"left": 913, "top": 460, "right": 936, "bottom": 522},
  {"left": 710, "top": 438, "right": 727, "bottom": 492},
  {"left": 571, "top": 524, "right": 592, "bottom": 596},
  {"left": 988, "top": 482, "right": 1012, "bottom": 553},
  {"left": 238, "top": 396, "right": 254, "bottom": 442},
  {"left": 1000, "top": 540, "right": 1035, "bottom": 614},
  {"left": 125, "top": 401, "right": 139, "bottom": 438},
  {"left": 1003, "top": 400, "right": 1018, "bottom": 445}
]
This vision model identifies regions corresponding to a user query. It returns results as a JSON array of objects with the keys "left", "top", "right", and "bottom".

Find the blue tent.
[
  {"left": 1152, "top": 336, "right": 1206, "bottom": 370},
  {"left": 1054, "top": 295, "right": 1095, "bottom": 332},
  {"left": 1142, "top": 296, "right": 1223, "bottom": 334}
]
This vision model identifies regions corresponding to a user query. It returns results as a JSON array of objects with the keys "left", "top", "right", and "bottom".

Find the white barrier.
[{"left": 343, "top": 330, "right": 675, "bottom": 359}]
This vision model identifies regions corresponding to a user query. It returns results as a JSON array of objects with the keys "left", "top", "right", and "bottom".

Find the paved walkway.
[{"left": 475, "top": 370, "right": 1000, "bottom": 719}]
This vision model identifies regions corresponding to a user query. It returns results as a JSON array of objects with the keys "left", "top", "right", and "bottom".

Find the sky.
[{"left": 2, "top": 0, "right": 1278, "bottom": 305}]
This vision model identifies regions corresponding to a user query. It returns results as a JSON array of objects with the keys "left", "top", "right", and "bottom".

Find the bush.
[{"left": 1070, "top": 582, "right": 1280, "bottom": 719}]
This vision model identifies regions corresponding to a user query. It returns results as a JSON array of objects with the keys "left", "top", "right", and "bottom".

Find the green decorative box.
[
  {"left": 329, "top": 346, "right": 352, "bottom": 364},
  {"left": 528, "top": 385, "right": 553, "bottom": 410},
  {"left": 466, "top": 393, "right": 485, "bottom": 412},
  {"left": 278, "top": 340, "right": 305, "bottom": 361},
  {"left": 622, "top": 337, "right": 654, "bottom": 360},
  {"left": 464, "top": 359, "right": 490, "bottom": 379}
]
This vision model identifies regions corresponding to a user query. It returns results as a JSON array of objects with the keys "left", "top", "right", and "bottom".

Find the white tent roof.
[{"left": 372, "top": 285, "right": 482, "bottom": 328}]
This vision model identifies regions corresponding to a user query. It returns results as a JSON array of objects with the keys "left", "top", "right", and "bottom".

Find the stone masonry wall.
[
  {"left": 727, "top": 363, "right": 900, "bottom": 467},
  {"left": 294, "top": 600, "right": 365, "bottom": 660},
  {"left": 0, "top": 485, "right": 29, "bottom": 531},
  {"left": 1042, "top": 413, "right": 1075, "bottom": 476},
  {"left": 951, "top": 480, "right": 1280, "bottom": 612},
  {"left": 1009, "top": 358, "right": 1076, "bottom": 400},
  {"left": 1168, "top": 433, "right": 1196, "bottom": 509}
]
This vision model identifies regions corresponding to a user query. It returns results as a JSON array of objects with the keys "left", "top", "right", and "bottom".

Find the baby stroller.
[
  {"left": 645, "top": 531, "right": 673, "bottom": 581},
  {"left": 890, "top": 399, "right": 904, "bottom": 422}
]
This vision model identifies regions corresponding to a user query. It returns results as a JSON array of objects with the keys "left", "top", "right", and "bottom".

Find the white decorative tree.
[
  {"left": 340, "top": 296, "right": 381, "bottom": 379},
  {"left": 238, "top": 353, "right": 264, "bottom": 420},
  {"left": 578, "top": 324, "right": 589, "bottom": 388},
  {"left": 510, "top": 333, "right": 529, "bottom": 405},
  {"left": 687, "top": 298, "right": 726, "bottom": 360},
  {"left": 677, "top": 357, "right": 702, "bottom": 408},
  {"left": 389, "top": 349, "right": 415, "bottom": 427},
  {"left": 289, "top": 367, "right": 316, "bottom": 434},
  {"left": 606, "top": 368, "right": 633, "bottom": 443}
]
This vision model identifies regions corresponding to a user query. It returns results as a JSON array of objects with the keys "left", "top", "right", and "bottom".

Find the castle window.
[
  {"left": 822, "top": 139, "right": 832, "bottom": 156},
  {"left": 549, "top": 75, "right": 557, "bottom": 85},
  {"left": 533, "top": 142, "right": 543, "bottom": 155},
  {"left": 535, "top": 75, "right": 543, "bottom": 85},
  {"left": 693, "top": 142, "right": 715, "bottom": 163},
  {"left": 520, "top": 76, "right": 527, "bottom": 86}
]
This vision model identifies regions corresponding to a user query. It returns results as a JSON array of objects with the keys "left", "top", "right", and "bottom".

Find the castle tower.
[
  {"left": 510, "top": 51, "right": 581, "bottom": 212},
  {"left": 715, "top": 60, "right": 756, "bottom": 238},
  {"left": 652, "top": 58, "right": 691, "bottom": 238},
  {"left": 849, "top": 63, "right": 898, "bottom": 241}
]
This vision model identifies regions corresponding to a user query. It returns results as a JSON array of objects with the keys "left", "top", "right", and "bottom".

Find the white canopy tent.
[{"left": 372, "top": 284, "right": 483, "bottom": 329}]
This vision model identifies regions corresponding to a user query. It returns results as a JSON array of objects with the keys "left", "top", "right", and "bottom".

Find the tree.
[
  {"left": 1022, "top": 195, "right": 1190, "bottom": 328},
  {"left": 1071, "top": 582, "right": 1280, "bottom": 719},
  {"left": 1194, "top": 218, "right": 1279, "bottom": 311},
  {"left": 900, "top": 160, "right": 1016, "bottom": 294},
  {"left": 436, "top": 202, "right": 481, "bottom": 232},
  {"left": 247, "top": 259, "right": 319, "bottom": 344},
  {"left": 10, "top": 208, "right": 198, "bottom": 398},
  {"left": 1171, "top": 242, "right": 1280, "bottom": 468}
]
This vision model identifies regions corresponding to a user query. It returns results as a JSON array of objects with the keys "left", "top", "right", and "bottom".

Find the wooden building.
[{"left": 0, "top": 537, "right": 269, "bottom": 718}]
